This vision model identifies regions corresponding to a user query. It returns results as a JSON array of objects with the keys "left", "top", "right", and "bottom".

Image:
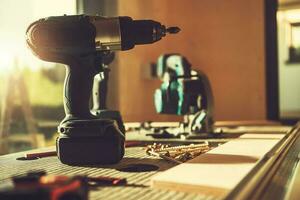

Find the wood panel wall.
[{"left": 115, "top": 0, "right": 266, "bottom": 122}]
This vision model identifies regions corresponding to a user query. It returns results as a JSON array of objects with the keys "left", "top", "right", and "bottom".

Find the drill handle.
[{"left": 63, "top": 57, "right": 97, "bottom": 120}]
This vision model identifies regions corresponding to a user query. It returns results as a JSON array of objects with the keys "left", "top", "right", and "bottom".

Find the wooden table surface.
[
  {"left": 0, "top": 146, "right": 219, "bottom": 200},
  {"left": 0, "top": 124, "right": 292, "bottom": 200}
]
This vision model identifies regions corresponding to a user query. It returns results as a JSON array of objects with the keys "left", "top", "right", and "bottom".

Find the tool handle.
[{"left": 63, "top": 57, "right": 97, "bottom": 120}]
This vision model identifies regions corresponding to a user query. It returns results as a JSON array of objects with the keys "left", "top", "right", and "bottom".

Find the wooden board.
[{"left": 151, "top": 133, "right": 285, "bottom": 198}]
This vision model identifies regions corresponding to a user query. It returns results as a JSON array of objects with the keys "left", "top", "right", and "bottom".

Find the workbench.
[
  {"left": 0, "top": 146, "right": 217, "bottom": 200},
  {"left": 0, "top": 123, "right": 294, "bottom": 200}
]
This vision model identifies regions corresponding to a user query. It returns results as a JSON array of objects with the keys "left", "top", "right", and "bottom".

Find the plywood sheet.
[{"left": 151, "top": 134, "right": 285, "bottom": 197}]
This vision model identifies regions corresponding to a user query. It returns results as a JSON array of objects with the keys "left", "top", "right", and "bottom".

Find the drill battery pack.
[
  {"left": 57, "top": 118, "right": 125, "bottom": 165},
  {"left": 0, "top": 171, "right": 88, "bottom": 200}
]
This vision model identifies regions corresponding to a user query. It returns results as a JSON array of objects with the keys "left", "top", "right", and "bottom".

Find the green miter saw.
[{"left": 154, "top": 54, "right": 215, "bottom": 138}]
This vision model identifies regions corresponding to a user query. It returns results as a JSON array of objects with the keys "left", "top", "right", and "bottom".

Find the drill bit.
[{"left": 166, "top": 26, "right": 181, "bottom": 34}]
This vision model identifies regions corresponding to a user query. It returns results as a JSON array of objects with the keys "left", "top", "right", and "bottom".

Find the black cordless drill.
[{"left": 26, "top": 15, "right": 179, "bottom": 165}]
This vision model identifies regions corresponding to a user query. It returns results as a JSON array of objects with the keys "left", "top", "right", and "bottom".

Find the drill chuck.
[{"left": 117, "top": 17, "right": 180, "bottom": 50}]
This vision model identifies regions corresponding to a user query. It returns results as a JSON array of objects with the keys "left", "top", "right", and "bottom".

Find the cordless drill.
[{"left": 26, "top": 15, "right": 179, "bottom": 165}]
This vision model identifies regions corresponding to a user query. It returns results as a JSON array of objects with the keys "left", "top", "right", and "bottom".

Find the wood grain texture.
[
  {"left": 151, "top": 133, "right": 285, "bottom": 197},
  {"left": 115, "top": 0, "right": 266, "bottom": 122}
]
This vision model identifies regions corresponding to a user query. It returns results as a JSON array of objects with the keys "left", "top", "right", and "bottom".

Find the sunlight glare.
[{"left": 0, "top": 0, "right": 76, "bottom": 74}]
